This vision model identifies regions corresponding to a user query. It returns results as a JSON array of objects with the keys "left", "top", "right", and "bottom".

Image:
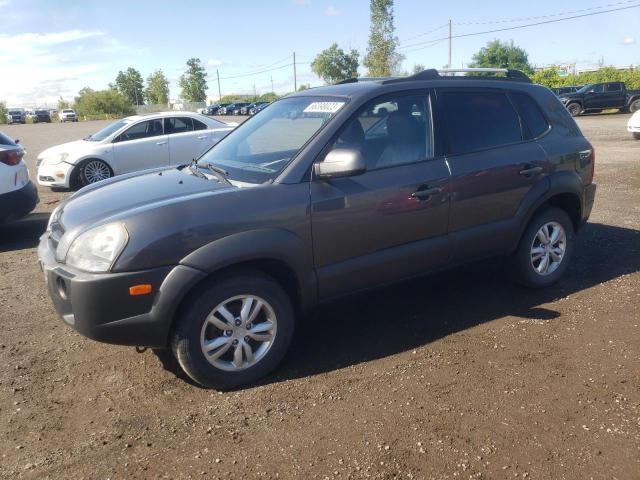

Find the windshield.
[
  {"left": 576, "top": 84, "right": 594, "bottom": 93},
  {"left": 199, "top": 96, "right": 346, "bottom": 183},
  {"left": 87, "top": 119, "right": 131, "bottom": 141}
]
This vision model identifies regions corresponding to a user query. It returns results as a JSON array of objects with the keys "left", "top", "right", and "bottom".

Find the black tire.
[
  {"left": 171, "top": 270, "right": 295, "bottom": 390},
  {"left": 633, "top": 132, "right": 640, "bottom": 140},
  {"left": 629, "top": 99, "right": 640, "bottom": 114},
  {"left": 76, "top": 159, "right": 113, "bottom": 188},
  {"left": 567, "top": 102, "right": 582, "bottom": 117},
  {"left": 510, "top": 206, "right": 575, "bottom": 288}
]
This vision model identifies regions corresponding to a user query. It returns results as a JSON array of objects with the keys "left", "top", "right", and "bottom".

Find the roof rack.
[
  {"left": 334, "top": 76, "right": 398, "bottom": 85},
  {"left": 382, "top": 68, "right": 531, "bottom": 84}
]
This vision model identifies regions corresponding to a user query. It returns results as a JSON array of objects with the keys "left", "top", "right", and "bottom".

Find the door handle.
[
  {"left": 411, "top": 186, "right": 442, "bottom": 200},
  {"left": 519, "top": 166, "right": 543, "bottom": 176},
  {"left": 156, "top": 141, "right": 167, "bottom": 146}
]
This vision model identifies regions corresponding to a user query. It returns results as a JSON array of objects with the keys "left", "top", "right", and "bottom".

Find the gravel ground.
[{"left": 0, "top": 114, "right": 639, "bottom": 479}]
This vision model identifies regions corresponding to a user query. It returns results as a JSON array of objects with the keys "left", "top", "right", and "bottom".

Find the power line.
[
  {"left": 216, "top": 55, "right": 291, "bottom": 80},
  {"left": 399, "top": 3, "right": 640, "bottom": 50},
  {"left": 219, "top": 62, "right": 292, "bottom": 80},
  {"left": 454, "top": 0, "right": 639, "bottom": 25},
  {"left": 399, "top": 23, "right": 449, "bottom": 43}
]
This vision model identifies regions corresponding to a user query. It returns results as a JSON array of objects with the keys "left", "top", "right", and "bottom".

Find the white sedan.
[
  {"left": 628, "top": 110, "right": 640, "bottom": 140},
  {"left": 37, "top": 112, "right": 236, "bottom": 189}
]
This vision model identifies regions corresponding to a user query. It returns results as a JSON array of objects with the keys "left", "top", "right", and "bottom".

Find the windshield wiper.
[{"left": 189, "top": 160, "right": 232, "bottom": 185}]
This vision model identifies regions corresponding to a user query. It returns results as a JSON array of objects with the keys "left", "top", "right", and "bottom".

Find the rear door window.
[
  {"left": 165, "top": 117, "right": 194, "bottom": 134},
  {"left": 510, "top": 92, "right": 550, "bottom": 139},
  {"left": 441, "top": 90, "right": 523, "bottom": 155}
]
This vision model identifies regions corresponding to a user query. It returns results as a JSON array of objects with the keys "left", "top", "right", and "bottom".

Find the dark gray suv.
[{"left": 39, "top": 68, "right": 596, "bottom": 389}]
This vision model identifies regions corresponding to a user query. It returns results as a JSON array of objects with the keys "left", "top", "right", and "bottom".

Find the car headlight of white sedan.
[
  {"left": 40, "top": 152, "right": 69, "bottom": 166},
  {"left": 64, "top": 223, "right": 128, "bottom": 273}
]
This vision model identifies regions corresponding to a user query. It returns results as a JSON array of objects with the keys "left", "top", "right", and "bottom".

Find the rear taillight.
[{"left": 0, "top": 149, "right": 24, "bottom": 166}]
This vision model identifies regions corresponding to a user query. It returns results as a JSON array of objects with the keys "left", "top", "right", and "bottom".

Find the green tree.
[
  {"left": 297, "top": 84, "right": 311, "bottom": 91},
  {"left": 57, "top": 97, "right": 70, "bottom": 111},
  {"left": 412, "top": 64, "right": 425, "bottom": 75},
  {"left": 363, "top": 0, "right": 404, "bottom": 76},
  {"left": 258, "top": 92, "right": 279, "bottom": 102},
  {"left": 469, "top": 40, "right": 533, "bottom": 74},
  {"left": 530, "top": 67, "right": 563, "bottom": 88},
  {"left": 179, "top": 58, "right": 208, "bottom": 102},
  {"left": 145, "top": 69, "right": 170, "bottom": 105},
  {"left": 0, "top": 101, "right": 6, "bottom": 124},
  {"left": 115, "top": 67, "right": 144, "bottom": 105},
  {"left": 311, "top": 43, "right": 359, "bottom": 84},
  {"left": 74, "top": 87, "right": 135, "bottom": 116}
]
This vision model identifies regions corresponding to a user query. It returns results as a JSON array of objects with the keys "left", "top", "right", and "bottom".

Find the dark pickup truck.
[{"left": 559, "top": 81, "right": 640, "bottom": 116}]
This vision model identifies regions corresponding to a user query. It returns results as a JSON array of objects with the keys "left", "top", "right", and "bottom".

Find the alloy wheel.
[
  {"left": 200, "top": 295, "right": 277, "bottom": 371},
  {"left": 530, "top": 221, "right": 567, "bottom": 276},
  {"left": 84, "top": 160, "right": 111, "bottom": 183}
]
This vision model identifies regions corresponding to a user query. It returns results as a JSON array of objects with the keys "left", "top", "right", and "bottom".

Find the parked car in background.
[
  {"left": 33, "top": 109, "right": 52, "bottom": 123},
  {"left": 249, "top": 102, "right": 270, "bottom": 115},
  {"left": 220, "top": 103, "right": 250, "bottom": 115},
  {"left": 627, "top": 109, "right": 640, "bottom": 139},
  {"left": 6, "top": 109, "right": 26, "bottom": 124},
  {"left": 203, "top": 104, "right": 226, "bottom": 115},
  {"left": 37, "top": 68, "right": 596, "bottom": 389},
  {"left": 36, "top": 112, "right": 236, "bottom": 189},
  {"left": 551, "top": 86, "right": 581, "bottom": 96},
  {"left": 559, "top": 82, "right": 640, "bottom": 116},
  {"left": 232, "top": 103, "right": 251, "bottom": 115},
  {"left": 59, "top": 109, "right": 78, "bottom": 122},
  {"left": 0, "top": 131, "right": 38, "bottom": 223}
]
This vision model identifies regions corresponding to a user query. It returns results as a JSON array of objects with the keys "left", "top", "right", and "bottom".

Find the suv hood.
[{"left": 54, "top": 168, "right": 236, "bottom": 254}]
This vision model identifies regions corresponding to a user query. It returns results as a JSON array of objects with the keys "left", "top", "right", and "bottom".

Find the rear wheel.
[
  {"left": 630, "top": 99, "right": 640, "bottom": 113},
  {"left": 567, "top": 102, "right": 582, "bottom": 117},
  {"left": 171, "top": 270, "right": 295, "bottom": 390},
  {"left": 510, "top": 207, "right": 575, "bottom": 288}
]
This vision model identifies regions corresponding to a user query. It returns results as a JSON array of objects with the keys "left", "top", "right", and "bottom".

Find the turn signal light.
[{"left": 129, "top": 284, "right": 153, "bottom": 296}]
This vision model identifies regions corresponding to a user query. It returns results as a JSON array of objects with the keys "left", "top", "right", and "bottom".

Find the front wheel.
[
  {"left": 629, "top": 99, "right": 640, "bottom": 113},
  {"left": 77, "top": 159, "right": 112, "bottom": 187},
  {"left": 567, "top": 102, "right": 582, "bottom": 117},
  {"left": 510, "top": 207, "right": 575, "bottom": 288},
  {"left": 171, "top": 270, "right": 295, "bottom": 390}
]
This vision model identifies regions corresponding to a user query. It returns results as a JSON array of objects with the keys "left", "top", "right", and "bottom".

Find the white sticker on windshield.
[{"left": 303, "top": 101, "right": 345, "bottom": 113}]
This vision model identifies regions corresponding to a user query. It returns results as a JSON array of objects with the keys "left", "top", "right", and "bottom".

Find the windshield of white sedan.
[
  {"left": 87, "top": 119, "right": 132, "bottom": 141},
  {"left": 198, "top": 96, "right": 345, "bottom": 183}
]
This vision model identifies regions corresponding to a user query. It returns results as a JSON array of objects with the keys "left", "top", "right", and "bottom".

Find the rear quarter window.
[
  {"left": 510, "top": 92, "right": 550, "bottom": 138},
  {"left": 441, "top": 90, "right": 522, "bottom": 155}
]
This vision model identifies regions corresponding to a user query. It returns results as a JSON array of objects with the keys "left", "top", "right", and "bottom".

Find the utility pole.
[
  {"left": 253, "top": 84, "right": 257, "bottom": 100},
  {"left": 448, "top": 19, "right": 452, "bottom": 68},
  {"left": 271, "top": 76, "right": 274, "bottom": 93},
  {"left": 293, "top": 51, "right": 297, "bottom": 91},
  {"left": 216, "top": 69, "right": 222, "bottom": 101}
]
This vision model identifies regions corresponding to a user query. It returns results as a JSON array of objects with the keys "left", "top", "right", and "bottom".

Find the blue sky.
[{"left": 1, "top": 0, "right": 639, "bottom": 107}]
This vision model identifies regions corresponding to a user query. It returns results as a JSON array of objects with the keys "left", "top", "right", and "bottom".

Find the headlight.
[
  {"left": 42, "top": 152, "right": 69, "bottom": 166},
  {"left": 65, "top": 223, "right": 128, "bottom": 273}
]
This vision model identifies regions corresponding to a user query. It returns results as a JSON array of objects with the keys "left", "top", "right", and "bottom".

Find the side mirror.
[{"left": 314, "top": 148, "right": 366, "bottom": 179}]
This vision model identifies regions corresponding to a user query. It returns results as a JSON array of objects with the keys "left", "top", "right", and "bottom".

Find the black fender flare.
[
  {"left": 179, "top": 228, "right": 318, "bottom": 311},
  {"left": 510, "top": 171, "right": 583, "bottom": 252}
]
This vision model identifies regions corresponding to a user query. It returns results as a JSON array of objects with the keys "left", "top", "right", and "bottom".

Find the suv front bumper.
[{"left": 38, "top": 233, "right": 206, "bottom": 347}]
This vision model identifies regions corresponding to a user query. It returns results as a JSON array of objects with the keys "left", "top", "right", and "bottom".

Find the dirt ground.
[{"left": 1, "top": 114, "right": 639, "bottom": 479}]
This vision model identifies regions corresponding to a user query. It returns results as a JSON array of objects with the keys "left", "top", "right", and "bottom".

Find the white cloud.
[
  {"left": 325, "top": 5, "right": 341, "bottom": 16},
  {"left": 0, "top": 0, "right": 10, "bottom": 7},
  {"left": 207, "top": 58, "right": 223, "bottom": 67},
  {"left": 291, "top": 0, "right": 310, "bottom": 5},
  {"left": 622, "top": 36, "right": 636, "bottom": 45}
]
